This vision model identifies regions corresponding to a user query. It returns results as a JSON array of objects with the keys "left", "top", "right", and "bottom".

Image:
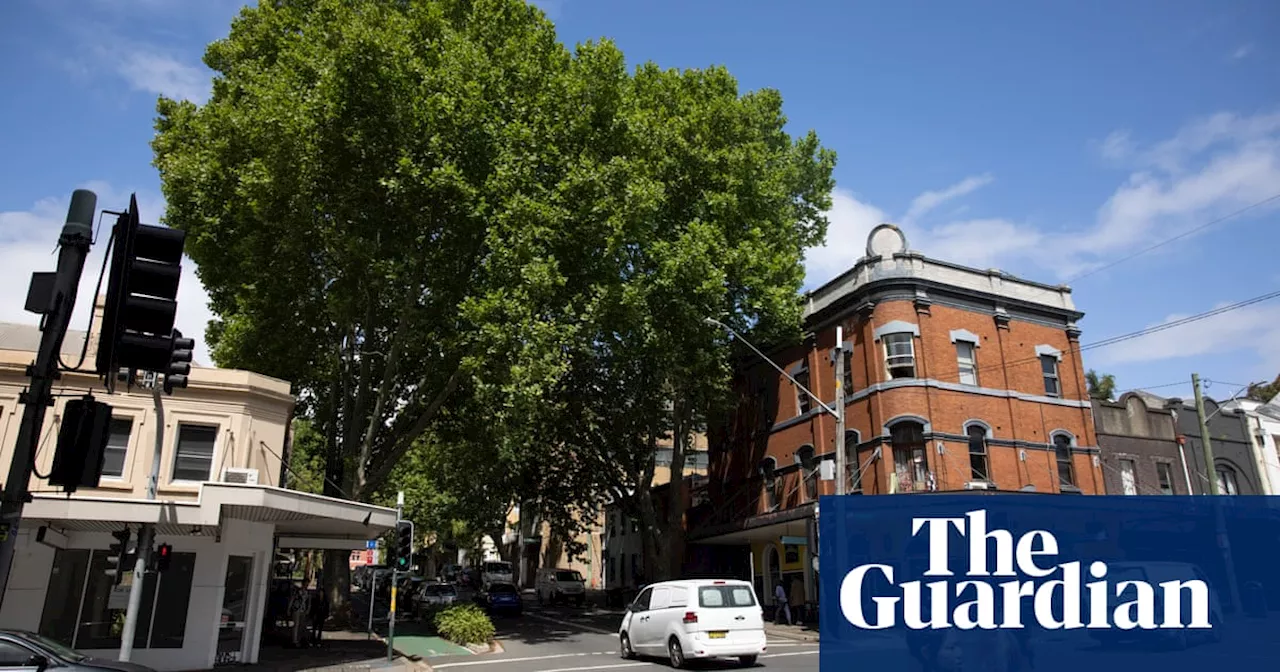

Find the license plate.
[{"left": 708, "top": 631, "right": 727, "bottom": 639}]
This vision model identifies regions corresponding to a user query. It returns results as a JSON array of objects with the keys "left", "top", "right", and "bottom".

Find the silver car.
[{"left": 0, "top": 630, "right": 156, "bottom": 672}]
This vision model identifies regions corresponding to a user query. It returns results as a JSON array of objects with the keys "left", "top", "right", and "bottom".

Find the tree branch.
[
  {"left": 361, "top": 365, "right": 464, "bottom": 496},
  {"left": 356, "top": 288, "right": 418, "bottom": 492}
]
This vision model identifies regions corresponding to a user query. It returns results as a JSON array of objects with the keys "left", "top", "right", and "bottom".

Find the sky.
[{"left": 0, "top": 0, "right": 1278, "bottom": 401}]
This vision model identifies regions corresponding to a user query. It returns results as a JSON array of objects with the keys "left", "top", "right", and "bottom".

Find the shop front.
[{"left": 0, "top": 482, "right": 396, "bottom": 671}]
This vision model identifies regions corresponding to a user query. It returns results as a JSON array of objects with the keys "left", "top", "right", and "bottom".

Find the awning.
[
  {"left": 689, "top": 502, "right": 816, "bottom": 545},
  {"left": 21, "top": 482, "right": 398, "bottom": 546}
]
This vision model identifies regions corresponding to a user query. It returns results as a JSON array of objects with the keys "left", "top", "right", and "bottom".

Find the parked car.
[
  {"left": 479, "top": 582, "right": 523, "bottom": 616},
  {"left": 618, "top": 579, "right": 765, "bottom": 669},
  {"left": 481, "top": 560, "right": 514, "bottom": 588},
  {"left": 417, "top": 582, "right": 459, "bottom": 611},
  {"left": 0, "top": 629, "right": 157, "bottom": 672},
  {"left": 536, "top": 567, "right": 586, "bottom": 606}
]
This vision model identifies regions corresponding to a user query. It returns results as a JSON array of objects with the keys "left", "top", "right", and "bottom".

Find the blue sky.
[{"left": 1, "top": 0, "right": 1277, "bottom": 401}]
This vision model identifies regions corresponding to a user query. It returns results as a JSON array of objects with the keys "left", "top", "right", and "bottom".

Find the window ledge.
[
  {"left": 92, "top": 480, "right": 135, "bottom": 492},
  {"left": 1059, "top": 485, "right": 1083, "bottom": 494},
  {"left": 157, "top": 482, "right": 202, "bottom": 495}
]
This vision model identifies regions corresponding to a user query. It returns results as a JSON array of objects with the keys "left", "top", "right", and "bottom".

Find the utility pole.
[
  {"left": 388, "top": 491, "right": 404, "bottom": 662},
  {"left": 119, "top": 380, "right": 165, "bottom": 660},
  {"left": 833, "top": 327, "right": 846, "bottom": 496},
  {"left": 0, "top": 190, "right": 97, "bottom": 610},
  {"left": 1192, "top": 374, "right": 1219, "bottom": 495}
]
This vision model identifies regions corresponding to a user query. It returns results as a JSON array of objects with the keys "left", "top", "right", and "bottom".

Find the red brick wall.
[{"left": 713, "top": 297, "right": 1103, "bottom": 517}]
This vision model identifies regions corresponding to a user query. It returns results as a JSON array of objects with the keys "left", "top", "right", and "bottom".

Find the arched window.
[
  {"left": 1216, "top": 465, "right": 1240, "bottom": 495},
  {"left": 844, "top": 430, "right": 861, "bottom": 493},
  {"left": 760, "top": 457, "right": 780, "bottom": 511},
  {"left": 1051, "top": 432, "right": 1075, "bottom": 488},
  {"left": 890, "top": 421, "right": 928, "bottom": 492},
  {"left": 966, "top": 423, "right": 990, "bottom": 482},
  {"left": 796, "top": 445, "right": 818, "bottom": 501}
]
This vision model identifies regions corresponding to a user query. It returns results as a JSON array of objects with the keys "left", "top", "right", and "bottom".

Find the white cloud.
[
  {"left": 914, "top": 218, "right": 1043, "bottom": 270},
  {"left": 0, "top": 184, "right": 215, "bottom": 366},
  {"left": 113, "top": 50, "right": 210, "bottom": 103},
  {"left": 1093, "top": 302, "right": 1280, "bottom": 372},
  {"left": 902, "top": 173, "right": 994, "bottom": 224},
  {"left": 528, "top": 0, "right": 565, "bottom": 20},
  {"left": 1099, "top": 130, "right": 1134, "bottom": 161},
  {"left": 803, "top": 187, "right": 887, "bottom": 285},
  {"left": 1231, "top": 43, "right": 1254, "bottom": 60}
]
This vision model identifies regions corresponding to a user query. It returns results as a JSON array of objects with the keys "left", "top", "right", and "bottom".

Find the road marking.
[
  {"left": 532, "top": 664, "right": 652, "bottom": 672},
  {"left": 431, "top": 652, "right": 617, "bottom": 669},
  {"left": 525, "top": 612, "right": 618, "bottom": 635},
  {"left": 763, "top": 649, "right": 819, "bottom": 658}
]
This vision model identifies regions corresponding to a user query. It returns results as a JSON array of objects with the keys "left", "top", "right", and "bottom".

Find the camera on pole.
[{"left": 95, "top": 194, "right": 190, "bottom": 392}]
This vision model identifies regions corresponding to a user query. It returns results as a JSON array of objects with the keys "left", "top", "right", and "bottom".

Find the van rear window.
[{"left": 698, "top": 585, "right": 756, "bottom": 608}]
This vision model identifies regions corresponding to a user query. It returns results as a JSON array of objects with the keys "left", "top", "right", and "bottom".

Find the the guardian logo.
[{"left": 840, "top": 510, "right": 1212, "bottom": 631}]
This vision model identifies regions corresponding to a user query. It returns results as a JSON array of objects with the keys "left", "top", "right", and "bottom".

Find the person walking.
[
  {"left": 310, "top": 584, "right": 330, "bottom": 646},
  {"left": 773, "top": 580, "right": 791, "bottom": 625}
]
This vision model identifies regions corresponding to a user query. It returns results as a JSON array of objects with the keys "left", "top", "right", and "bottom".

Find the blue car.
[{"left": 482, "top": 582, "right": 523, "bottom": 615}]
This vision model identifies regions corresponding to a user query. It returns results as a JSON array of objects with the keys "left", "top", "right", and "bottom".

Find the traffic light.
[
  {"left": 47, "top": 396, "right": 113, "bottom": 493},
  {"left": 154, "top": 543, "right": 173, "bottom": 572},
  {"left": 105, "top": 528, "right": 132, "bottom": 587},
  {"left": 162, "top": 330, "right": 195, "bottom": 394},
  {"left": 95, "top": 194, "right": 188, "bottom": 387},
  {"left": 393, "top": 521, "right": 414, "bottom": 571}
]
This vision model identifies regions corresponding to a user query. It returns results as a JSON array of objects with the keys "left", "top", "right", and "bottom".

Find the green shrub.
[{"left": 433, "top": 604, "right": 495, "bottom": 645}]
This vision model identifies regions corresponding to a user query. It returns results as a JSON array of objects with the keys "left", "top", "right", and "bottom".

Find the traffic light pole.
[
  {"left": 119, "top": 381, "right": 166, "bottom": 661},
  {"left": 0, "top": 190, "right": 97, "bottom": 612},
  {"left": 388, "top": 492, "right": 404, "bottom": 662}
]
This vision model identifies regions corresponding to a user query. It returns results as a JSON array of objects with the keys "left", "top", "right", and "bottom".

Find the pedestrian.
[
  {"left": 311, "top": 584, "right": 330, "bottom": 646},
  {"left": 773, "top": 580, "right": 791, "bottom": 625}
]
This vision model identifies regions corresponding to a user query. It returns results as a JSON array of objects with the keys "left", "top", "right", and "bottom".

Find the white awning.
[{"left": 22, "top": 482, "right": 397, "bottom": 544}]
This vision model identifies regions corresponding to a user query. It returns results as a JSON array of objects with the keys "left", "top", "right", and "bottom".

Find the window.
[
  {"left": 0, "top": 641, "right": 36, "bottom": 666},
  {"left": 842, "top": 348, "right": 854, "bottom": 393},
  {"left": 1119, "top": 459, "right": 1138, "bottom": 495},
  {"left": 761, "top": 458, "right": 780, "bottom": 510},
  {"left": 1053, "top": 434, "right": 1075, "bottom": 488},
  {"left": 1216, "top": 467, "right": 1239, "bottom": 495},
  {"left": 699, "top": 585, "right": 756, "bottom": 608},
  {"left": 172, "top": 424, "right": 218, "bottom": 482},
  {"left": 890, "top": 422, "right": 928, "bottom": 492},
  {"left": 632, "top": 588, "right": 652, "bottom": 611},
  {"left": 883, "top": 334, "right": 916, "bottom": 379},
  {"left": 101, "top": 418, "right": 133, "bottom": 478},
  {"left": 844, "top": 431, "right": 860, "bottom": 492},
  {"left": 794, "top": 362, "right": 812, "bottom": 416},
  {"left": 1156, "top": 462, "right": 1175, "bottom": 495},
  {"left": 1040, "top": 356, "right": 1060, "bottom": 397},
  {"left": 956, "top": 342, "right": 978, "bottom": 386},
  {"left": 797, "top": 446, "right": 818, "bottom": 501},
  {"left": 966, "top": 425, "right": 990, "bottom": 482}
]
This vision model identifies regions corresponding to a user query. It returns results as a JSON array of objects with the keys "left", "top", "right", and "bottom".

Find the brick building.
[{"left": 689, "top": 224, "right": 1104, "bottom": 617}]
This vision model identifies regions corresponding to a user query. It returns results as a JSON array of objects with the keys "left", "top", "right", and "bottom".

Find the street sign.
[{"left": 367, "top": 540, "right": 377, "bottom": 550}]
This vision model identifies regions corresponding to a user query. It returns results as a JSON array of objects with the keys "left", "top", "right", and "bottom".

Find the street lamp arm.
[{"left": 704, "top": 317, "right": 838, "bottom": 417}]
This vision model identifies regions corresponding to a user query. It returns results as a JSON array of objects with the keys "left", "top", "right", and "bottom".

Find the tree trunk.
[{"left": 664, "top": 399, "right": 690, "bottom": 579}]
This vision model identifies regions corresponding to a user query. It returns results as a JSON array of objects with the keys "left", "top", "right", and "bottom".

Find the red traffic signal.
[{"left": 155, "top": 543, "right": 173, "bottom": 572}]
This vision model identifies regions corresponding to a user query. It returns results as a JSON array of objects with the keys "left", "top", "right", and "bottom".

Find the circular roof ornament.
[{"left": 866, "top": 223, "right": 908, "bottom": 258}]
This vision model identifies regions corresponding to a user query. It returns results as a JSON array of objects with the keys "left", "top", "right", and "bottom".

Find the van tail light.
[{"left": 683, "top": 611, "right": 698, "bottom": 624}]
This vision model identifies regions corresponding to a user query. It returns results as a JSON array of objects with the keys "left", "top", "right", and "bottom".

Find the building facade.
[
  {"left": 693, "top": 224, "right": 1105, "bottom": 615},
  {"left": 1093, "top": 392, "right": 1194, "bottom": 495},
  {"left": 0, "top": 300, "right": 394, "bottom": 671},
  {"left": 1220, "top": 395, "right": 1280, "bottom": 495},
  {"left": 1163, "top": 395, "right": 1267, "bottom": 496}
]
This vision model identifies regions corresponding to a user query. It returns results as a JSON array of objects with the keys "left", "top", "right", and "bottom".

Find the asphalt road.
[{"left": 424, "top": 590, "right": 819, "bottom": 672}]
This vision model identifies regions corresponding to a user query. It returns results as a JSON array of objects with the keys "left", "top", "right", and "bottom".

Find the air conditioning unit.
[
  {"left": 964, "top": 481, "right": 994, "bottom": 491},
  {"left": 221, "top": 468, "right": 259, "bottom": 485}
]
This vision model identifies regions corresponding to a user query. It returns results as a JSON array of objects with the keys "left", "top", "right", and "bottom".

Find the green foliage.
[
  {"left": 1086, "top": 370, "right": 1117, "bottom": 401},
  {"left": 433, "top": 603, "right": 495, "bottom": 645},
  {"left": 285, "top": 419, "right": 327, "bottom": 494},
  {"left": 1247, "top": 374, "right": 1280, "bottom": 403}
]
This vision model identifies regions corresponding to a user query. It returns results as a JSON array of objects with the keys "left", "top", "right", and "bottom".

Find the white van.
[
  {"left": 481, "top": 560, "right": 514, "bottom": 588},
  {"left": 618, "top": 579, "right": 765, "bottom": 668},
  {"left": 535, "top": 567, "right": 586, "bottom": 606}
]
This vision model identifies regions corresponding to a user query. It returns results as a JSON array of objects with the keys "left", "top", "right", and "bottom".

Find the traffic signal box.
[
  {"left": 393, "top": 521, "right": 414, "bottom": 571},
  {"left": 48, "top": 396, "right": 112, "bottom": 493},
  {"left": 105, "top": 528, "right": 132, "bottom": 587}
]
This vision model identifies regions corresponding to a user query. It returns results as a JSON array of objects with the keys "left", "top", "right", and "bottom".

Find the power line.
[
  {"left": 1066, "top": 192, "right": 1280, "bottom": 284},
  {"left": 975, "top": 288, "right": 1280, "bottom": 378}
]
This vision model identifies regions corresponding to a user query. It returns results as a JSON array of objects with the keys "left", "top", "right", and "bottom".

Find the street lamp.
[{"left": 704, "top": 317, "right": 848, "bottom": 495}]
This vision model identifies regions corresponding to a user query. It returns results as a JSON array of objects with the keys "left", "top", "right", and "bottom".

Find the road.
[{"left": 424, "top": 590, "right": 819, "bottom": 672}]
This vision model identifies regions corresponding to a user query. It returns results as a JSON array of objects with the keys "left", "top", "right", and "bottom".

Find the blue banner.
[{"left": 819, "top": 495, "right": 1280, "bottom": 672}]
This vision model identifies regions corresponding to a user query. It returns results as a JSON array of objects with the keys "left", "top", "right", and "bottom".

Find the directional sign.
[{"left": 367, "top": 540, "right": 377, "bottom": 550}]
